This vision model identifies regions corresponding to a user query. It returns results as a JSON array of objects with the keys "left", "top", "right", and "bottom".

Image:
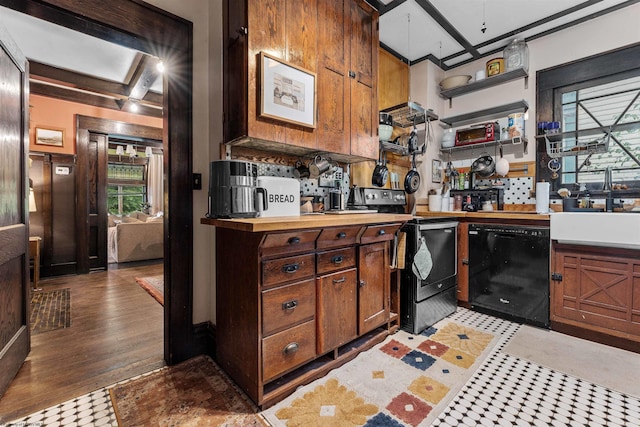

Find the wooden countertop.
[
  {"left": 415, "top": 209, "right": 550, "bottom": 222},
  {"left": 201, "top": 213, "right": 414, "bottom": 232}
]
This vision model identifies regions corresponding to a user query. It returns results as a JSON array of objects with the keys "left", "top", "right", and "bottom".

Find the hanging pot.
[
  {"left": 372, "top": 151, "right": 388, "bottom": 187},
  {"left": 404, "top": 153, "right": 421, "bottom": 194},
  {"left": 495, "top": 145, "right": 510, "bottom": 177},
  {"left": 471, "top": 152, "right": 495, "bottom": 178}
]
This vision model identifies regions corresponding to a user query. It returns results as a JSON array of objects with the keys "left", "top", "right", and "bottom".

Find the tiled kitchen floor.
[{"left": 10, "top": 308, "right": 640, "bottom": 426}]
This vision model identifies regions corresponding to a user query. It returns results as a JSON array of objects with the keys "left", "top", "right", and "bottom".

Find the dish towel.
[{"left": 412, "top": 237, "right": 433, "bottom": 281}]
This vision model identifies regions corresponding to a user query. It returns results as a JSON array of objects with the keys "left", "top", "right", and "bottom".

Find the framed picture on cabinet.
[
  {"left": 258, "top": 52, "right": 316, "bottom": 128},
  {"left": 35, "top": 126, "right": 65, "bottom": 147},
  {"left": 432, "top": 159, "right": 442, "bottom": 183}
]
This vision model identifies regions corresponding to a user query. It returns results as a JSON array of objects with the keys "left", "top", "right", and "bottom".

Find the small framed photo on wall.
[
  {"left": 432, "top": 159, "right": 442, "bottom": 183},
  {"left": 35, "top": 127, "right": 65, "bottom": 147}
]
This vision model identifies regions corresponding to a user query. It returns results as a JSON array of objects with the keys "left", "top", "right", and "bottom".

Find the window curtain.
[{"left": 148, "top": 154, "right": 163, "bottom": 215}]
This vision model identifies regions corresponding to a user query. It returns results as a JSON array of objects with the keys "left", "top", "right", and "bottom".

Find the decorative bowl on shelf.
[
  {"left": 439, "top": 75, "right": 472, "bottom": 90},
  {"left": 379, "top": 124, "right": 393, "bottom": 142}
]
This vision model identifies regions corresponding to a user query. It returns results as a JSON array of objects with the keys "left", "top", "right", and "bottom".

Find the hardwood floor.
[{"left": 0, "top": 262, "right": 165, "bottom": 423}]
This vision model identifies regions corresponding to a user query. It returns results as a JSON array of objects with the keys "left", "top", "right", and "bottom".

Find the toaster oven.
[{"left": 455, "top": 122, "right": 499, "bottom": 146}]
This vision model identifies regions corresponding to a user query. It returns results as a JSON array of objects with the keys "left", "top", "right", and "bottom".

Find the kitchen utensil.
[
  {"left": 372, "top": 151, "right": 389, "bottom": 187},
  {"left": 557, "top": 188, "right": 571, "bottom": 198},
  {"left": 495, "top": 145, "right": 509, "bottom": 176},
  {"left": 471, "top": 152, "right": 495, "bottom": 178},
  {"left": 309, "top": 155, "right": 330, "bottom": 178},
  {"left": 292, "top": 160, "right": 310, "bottom": 179},
  {"left": 548, "top": 158, "right": 561, "bottom": 180},
  {"left": 439, "top": 75, "right": 472, "bottom": 90},
  {"left": 404, "top": 153, "right": 421, "bottom": 194},
  {"left": 328, "top": 189, "right": 343, "bottom": 211}
]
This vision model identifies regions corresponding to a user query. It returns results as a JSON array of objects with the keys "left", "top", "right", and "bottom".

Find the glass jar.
[{"left": 503, "top": 38, "right": 529, "bottom": 72}]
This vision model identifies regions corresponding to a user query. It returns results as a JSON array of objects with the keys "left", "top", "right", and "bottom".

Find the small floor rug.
[
  {"left": 503, "top": 324, "right": 640, "bottom": 399},
  {"left": 261, "top": 318, "right": 499, "bottom": 427},
  {"left": 110, "top": 355, "right": 266, "bottom": 426},
  {"left": 135, "top": 275, "right": 164, "bottom": 306},
  {"left": 30, "top": 288, "right": 71, "bottom": 334}
]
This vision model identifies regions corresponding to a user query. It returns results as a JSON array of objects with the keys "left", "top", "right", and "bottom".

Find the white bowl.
[
  {"left": 379, "top": 124, "right": 393, "bottom": 141},
  {"left": 439, "top": 75, "right": 472, "bottom": 90}
]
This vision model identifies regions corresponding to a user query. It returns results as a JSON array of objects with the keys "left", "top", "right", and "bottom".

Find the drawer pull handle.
[
  {"left": 282, "top": 300, "right": 298, "bottom": 311},
  {"left": 462, "top": 258, "right": 469, "bottom": 265},
  {"left": 333, "top": 276, "right": 346, "bottom": 284},
  {"left": 282, "top": 263, "right": 300, "bottom": 274},
  {"left": 359, "top": 280, "right": 366, "bottom": 287},
  {"left": 283, "top": 342, "right": 299, "bottom": 355},
  {"left": 378, "top": 229, "right": 386, "bottom": 236},
  {"left": 288, "top": 237, "right": 301, "bottom": 245},
  {"left": 331, "top": 255, "right": 344, "bottom": 264},
  {"left": 337, "top": 232, "right": 347, "bottom": 239}
]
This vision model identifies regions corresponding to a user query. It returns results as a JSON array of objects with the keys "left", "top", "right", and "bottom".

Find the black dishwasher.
[{"left": 468, "top": 224, "right": 550, "bottom": 327}]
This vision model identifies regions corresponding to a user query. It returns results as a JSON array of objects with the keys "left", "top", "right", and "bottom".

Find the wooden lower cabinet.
[
  {"left": 358, "top": 242, "right": 389, "bottom": 334},
  {"left": 317, "top": 268, "right": 358, "bottom": 354},
  {"left": 215, "top": 222, "right": 400, "bottom": 408},
  {"left": 551, "top": 243, "right": 640, "bottom": 342},
  {"left": 456, "top": 222, "right": 469, "bottom": 302}
]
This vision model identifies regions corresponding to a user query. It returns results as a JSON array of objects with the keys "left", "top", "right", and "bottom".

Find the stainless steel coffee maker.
[{"left": 208, "top": 160, "right": 268, "bottom": 218}]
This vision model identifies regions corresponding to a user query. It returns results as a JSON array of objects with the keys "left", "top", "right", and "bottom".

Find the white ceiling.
[
  {"left": 0, "top": 1, "right": 636, "bottom": 98},
  {"left": 379, "top": 0, "right": 635, "bottom": 68},
  {"left": 0, "top": 5, "right": 163, "bottom": 94}
]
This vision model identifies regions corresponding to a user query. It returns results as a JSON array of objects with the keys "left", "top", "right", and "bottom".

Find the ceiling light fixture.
[
  {"left": 145, "top": 146, "right": 153, "bottom": 157},
  {"left": 481, "top": 1, "right": 487, "bottom": 33},
  {"left": 128, "top": 97, "right": 140, "bottom": 112},
  {"left": 126, "top": 144, "right": 137, "bottom": 158},
  {"left": 156, "top": 60, "right": 165, "bottom": 73}
]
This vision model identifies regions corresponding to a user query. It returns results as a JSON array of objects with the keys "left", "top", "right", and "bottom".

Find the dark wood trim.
[
  {"left": 193, "top": 321, "right": 216, "bottom": 361},
  {"left": 0, "top": 0, "right": 195, "bottom": 366}
]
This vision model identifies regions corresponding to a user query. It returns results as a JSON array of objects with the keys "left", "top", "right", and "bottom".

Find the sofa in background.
[{"left": 108, "top": 212, "right": 163, "bottom": 263}]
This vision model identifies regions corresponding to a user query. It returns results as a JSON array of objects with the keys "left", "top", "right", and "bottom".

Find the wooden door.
[
  {"left": 316, "top": 0, "right": 350, "bottom": 155},
  {"left": 0, "top": 25, "right": 30, "bottom": 398},
  {"left": 317, "top": 268, "right": 358, "bottom": 354},
  {"left": 348, "top": 0, "right": 378, "bottom": 160},
  {"left": 358, "top": 242, "right": 389, "bottom": 334}
]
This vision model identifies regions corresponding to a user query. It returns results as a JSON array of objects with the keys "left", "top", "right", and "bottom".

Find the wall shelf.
[
  {"left": 440, "top": 100, "right": 529, "bottom": 128},
  {"left": 440, "top": 68, "right": 528, "bottom": 107},
  {"left": 440, "top": 136, "right": 528, "bottom": 158}
]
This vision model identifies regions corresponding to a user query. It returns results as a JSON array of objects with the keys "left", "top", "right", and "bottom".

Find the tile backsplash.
[{"left": 257, "top": 162, "right": 350, "bottom": 201}]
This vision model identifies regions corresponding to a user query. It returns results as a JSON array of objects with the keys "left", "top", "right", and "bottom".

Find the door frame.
[{"left": 0, "top": 0, "right": 195, "bottom": 365}]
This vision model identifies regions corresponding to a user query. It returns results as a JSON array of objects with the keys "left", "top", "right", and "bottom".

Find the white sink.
[{"left": 550, "top": 212, "right": 640, "bottom": 250}]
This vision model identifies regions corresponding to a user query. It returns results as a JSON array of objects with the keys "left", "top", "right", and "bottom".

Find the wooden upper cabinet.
[
  {"left": 316, "top": 0, "right": 378, "bottom": 159},
  {"left": 224, "top": 0, "right": 378, "bottom": 160},
  {"left": 378, "top": 48, "right": 409, "bottom": 110}
]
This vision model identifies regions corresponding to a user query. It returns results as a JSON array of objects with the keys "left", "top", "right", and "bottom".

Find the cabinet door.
[
  {"left": 379, "top": 48, "right": 409, "bottom": 110},
  {"left": 316, "top": 0, "right": 350, "bottom": 155},
  {"left": 317, "top": 268, "right": 358, "bottom": 354},
  {"left": 283, "top": 0, "right": 318, "bottom": 150},
  {"left": 457, "top": 222, "right": 469, "bottom": 302},
  {"left": 358, "top": 241, "right": 389, "bottom": 334},
  {"left": 348, "top": 0, "right": 378, "bottom": 160}
]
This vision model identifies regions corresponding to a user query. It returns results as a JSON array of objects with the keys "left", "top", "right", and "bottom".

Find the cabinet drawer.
[
  {"left": 263, "top": 253, "right": 315, "bottom": 288},
  {"left": 360, "top": 223, "right": 401, "bottom": 244},
  {"left": 261, "top": 230, "right": 320, "bottom": 257},
  {"left": 316, "top": 247, "right": 356, "bottom": 275},
  {"left": 262, "top": 320, "right": 316, "bottom": 382},
  {"left": 316, "top": 225, "right": 362, "bottom": 250},
  {"left": 262, "top": 279, "right": 316, "bottom": 337}
]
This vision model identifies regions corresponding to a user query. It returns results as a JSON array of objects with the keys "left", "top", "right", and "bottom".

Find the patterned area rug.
[
  {"left": 261, "top": 318, "right": 499, "bottom": 426},
  {"left": 135, "top": 275, "right": 164, "bottom": 306},
  {"left": 110, "top": 355, "right": 266, "bottom": 426},
  {"left": 30, "top": 288, "right": 71, "bottom": 334}
]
